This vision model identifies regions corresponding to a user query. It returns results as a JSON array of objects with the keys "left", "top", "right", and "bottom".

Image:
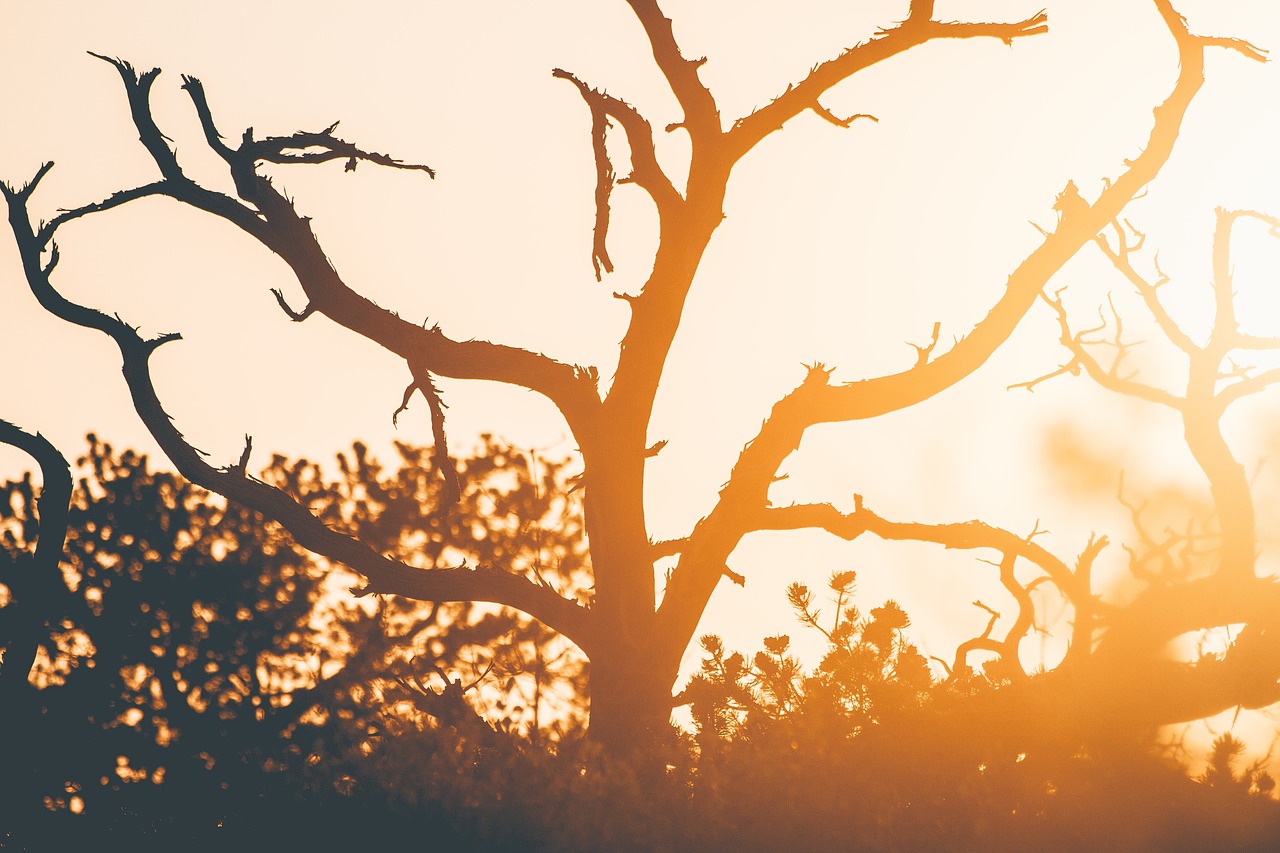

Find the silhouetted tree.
[
  {"left": 0, "top": 432, "right": 587, "bottom": 842},
  {"left": 4, "top": 0, "right": 1277, "bottom": 769}
]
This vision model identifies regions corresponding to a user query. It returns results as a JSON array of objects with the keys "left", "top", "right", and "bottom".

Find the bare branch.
[
  {"left": 552, "top": 69, "right": 615, "bottom": 280},
  {"left": 2, "top": 189, "right": 598, "bottom": 656},
  {"left": 647, "top": 1, "right": 1222, "bottom": 676},
  {"left": 244, "top": 124, "right": 436, "bottom": 176},
  {"left": 726, "top": 9, "right": 1046, "bottom": 159},
  {"left": 624, "top": 0, "right": 721, "bottom": 139},
  {"left": 744, "top": 498, "right": 1085, "bottom": 602},
  {"left": 552, "top": 68, "right": 681, "bottom": 213},
  {"left": 270, "top": 287, "right": 316, "bottom": 322},
  {"left": 1008, "top": 360, "right": 1080, "bottom": 393},
  {"left": 405, "top": 363, "right": 462, "bottom": 512},
  {"left": 39, "top": 182, "right": 170, "bottom": 244},
  {"left": 1196, "top": 34, "right": 1267, "bottom": 62},
  {"left": 227, "top": 433, "right": 253, "bottom": 478},
  {"left": 3, "top": 161, "right": 55, "bottom": 202},
  {"left": 810, "top": 102, "right": 878, "bottom": 129},
  {"left": 952, "top": 600, "right": 1002, "bottom": 677},
  {"left": 1067, "top": 534, "right": 1108, "bottom": 663},
  {"left": 1038, "top": 287, "right": 1184, "bottom": 409},
  {"left": 162, "top": 74, "right": 608, "bottom": 446},
  {"left": 88, "top": 53, "right": 184, "bottom": 180},
  {"left": 0, "top": 420, "right": 72, "bottom": 692},
  {"left": 651, "top": 538, "right": 685, "bottom": 560},
  {"left": 1216, "top": 367, "right": 1280, "bottom": 410},
  {"left": 1093, "top": 219, "right": 1198, "bottom": 356}
]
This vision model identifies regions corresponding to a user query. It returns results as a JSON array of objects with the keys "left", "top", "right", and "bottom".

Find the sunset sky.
[{"left": 5, "top": 0, "right": 1280, "bottom": 748}]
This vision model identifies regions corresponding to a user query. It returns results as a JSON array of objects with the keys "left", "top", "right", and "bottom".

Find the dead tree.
[
  {"left": 2, "top": 1, "right": 1265, "bottom": 756},
  {"left": 1007, "top": 207, "right": 1280, "bottom": 742}
]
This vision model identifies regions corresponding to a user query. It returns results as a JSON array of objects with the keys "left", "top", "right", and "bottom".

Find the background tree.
[
  {"left": 3, "top": 0, "right": 1276, "bottom": 767},
  {"left": 0, "top": 431, "right": 587, "bottom": 841}
]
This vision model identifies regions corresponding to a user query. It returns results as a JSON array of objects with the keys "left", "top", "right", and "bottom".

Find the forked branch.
[{"left": 1, "top": 180, "right": 598, "bottom": 656}]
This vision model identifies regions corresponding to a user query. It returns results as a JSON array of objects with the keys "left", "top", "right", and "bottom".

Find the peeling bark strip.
[
  {"left": 2, "top": 168, "right": 597, "bottom": 656},
  {"left": 651, "top": 1, "right": 1265, "bottom": 681},
  {"left": 553, "top": 68, "right": 625, "bottom": 280},
  {"left": 586, "top": 97, "right": 616, "bottom": 280},
  {"left": 5, "top": 1, "right": 1275, "bottom": 755}
]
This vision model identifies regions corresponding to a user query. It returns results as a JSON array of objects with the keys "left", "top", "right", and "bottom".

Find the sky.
[{"left": 5, "top": 0, "right": 1280, "bottom": 746}]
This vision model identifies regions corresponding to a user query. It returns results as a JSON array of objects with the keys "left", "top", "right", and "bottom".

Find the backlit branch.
[
  {"left": 650, "top": 1, "right": 1234, "bottom": 673},
  {"left": 952, "top": 601, "right": 1003, "bottom": 677},
  {"left": 624, "top": 0, "right": 721, "bottom": 139},
  {"left": 746, "top": 497, "right": 1085, "bottom": 603},
  {"left": 1094, "top": 219, "right": 1197, "bottom": 355},
  {"left": 725, "top": 8, "right": 1047, "bottom": 160},
  {"left": 242, "top": 123, "right": 436, "bottom": 177},
  {"left": 552, "top": 69, "right": 680, "bottom": 213},
  {"left": 89, "top": 53, "right": 183, "bottom": 180},
  {"left": 1036, "top": 288, "right": 1184, "bottom": 409},
  {"left": 753, "top": 499, "right": 1091, "bottom": 675},
  {"left": 76, "top": 69, "right": 605, "bottom": 449},
  {"left": 405, "top": 362, "right": 462, "bottom": 512},
  {"left": 552, "top": 71, "right": 621, "bottom": 280},
  {"left": 1, "top": 181, "right": 598, "bottom": 656},
  {"left": 1050, "top": 206, "right": 1280, "bottom": 583}
]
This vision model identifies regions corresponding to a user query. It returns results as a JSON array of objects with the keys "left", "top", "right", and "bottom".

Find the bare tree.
[
  {"left": 2, "top": 0, "right": 1269, "bottom": 757},
  {"left": 1006, "top": 207, "right": 1280, "bottom": 742}
]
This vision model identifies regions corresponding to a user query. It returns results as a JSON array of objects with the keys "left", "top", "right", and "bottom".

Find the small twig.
[{"left": 270, "top": 287, "right": 317, "bottom": 321}]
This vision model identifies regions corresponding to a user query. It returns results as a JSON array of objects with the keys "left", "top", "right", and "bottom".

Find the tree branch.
[
  {"left": 117, "top": 73, "right": 604, "bottom": 447},
  {"left": 1037, "top": 287, "right": 1185, "bottom": 409},
  {"left": 1093, "top": 220, "right": 1198, "bottom": 356},
  {"left": 624, "top": 0, "right": 721, "bottom": 139},
  {"left": 552, "top": 69, "right": 681, "bottom": 213},
  {"left": 2, "top": 184, "right": 599, "bottom": 657}
]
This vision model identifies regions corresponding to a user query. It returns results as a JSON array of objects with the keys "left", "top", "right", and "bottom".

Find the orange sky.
[{"left": 5, "top": 1, "right": 1280, "bottom": 750}]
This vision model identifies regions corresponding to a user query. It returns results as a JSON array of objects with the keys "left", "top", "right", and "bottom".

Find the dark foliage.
[
  {"left": 0, "top": 435, "right": 587, "bottom": 848},
  {"left": 2, "top": 439, "right": 1280, "bottom": 852}
]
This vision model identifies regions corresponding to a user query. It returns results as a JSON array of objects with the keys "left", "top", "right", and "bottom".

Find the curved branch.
[
  {"left": 624, "top": 0, "right": 721, "bottom": 139},
  {"left": 88, "top": 53, "right": 184, "bottom": 180},
  {"left": 552, "top": 69, "right": 617, "bottom": 280},
  {"left": 1038, "top": 287, "right": 1185, "bottom": 409},
  {"left": 0, "top": 421, "right": 72, "bottom": 692},
  {"left": 1093, "top": 220, "right": 1199, "bottom": 356},
  {"left": 552, "top": 68, "right": 683, "bottom": 247},
  {"left": 651, "top": 2, "right": 1235, "bottom": 674},
  {"left": 725, "top": 8, "right": 1047, "bottom": 161},
  {"left": 2, "top": 184, "right": 599, "bottom": 657},
  {"left": 745, "top": 498, "right": 1084, "bottom": 601},
  {"left": 1179, "top": 208, "right": 1259, "bottom": 582},
  {"left": 78, "top": 71, "right": 606, "bottom": 447}
]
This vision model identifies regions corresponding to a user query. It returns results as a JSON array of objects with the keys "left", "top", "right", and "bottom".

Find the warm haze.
[{"left": 5, "top": 0, "right": 1280, "bottom": 757}]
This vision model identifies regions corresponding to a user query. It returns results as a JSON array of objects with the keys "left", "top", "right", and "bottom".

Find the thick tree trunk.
[{"left": 587, "top": 633, "right": 679, "bottom": 761}]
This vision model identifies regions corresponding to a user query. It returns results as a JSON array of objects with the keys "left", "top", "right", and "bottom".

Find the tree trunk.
[{"left": 587, "top": 632, "right": 679, "bottom": 762}]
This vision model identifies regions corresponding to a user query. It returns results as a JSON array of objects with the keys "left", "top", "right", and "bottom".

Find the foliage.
[
  {"left": 0, "top": 435, "right": 588, "bottom": 842},
  {"left": 2, "top": 441, "right": 1280, "bottom": 851}
]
